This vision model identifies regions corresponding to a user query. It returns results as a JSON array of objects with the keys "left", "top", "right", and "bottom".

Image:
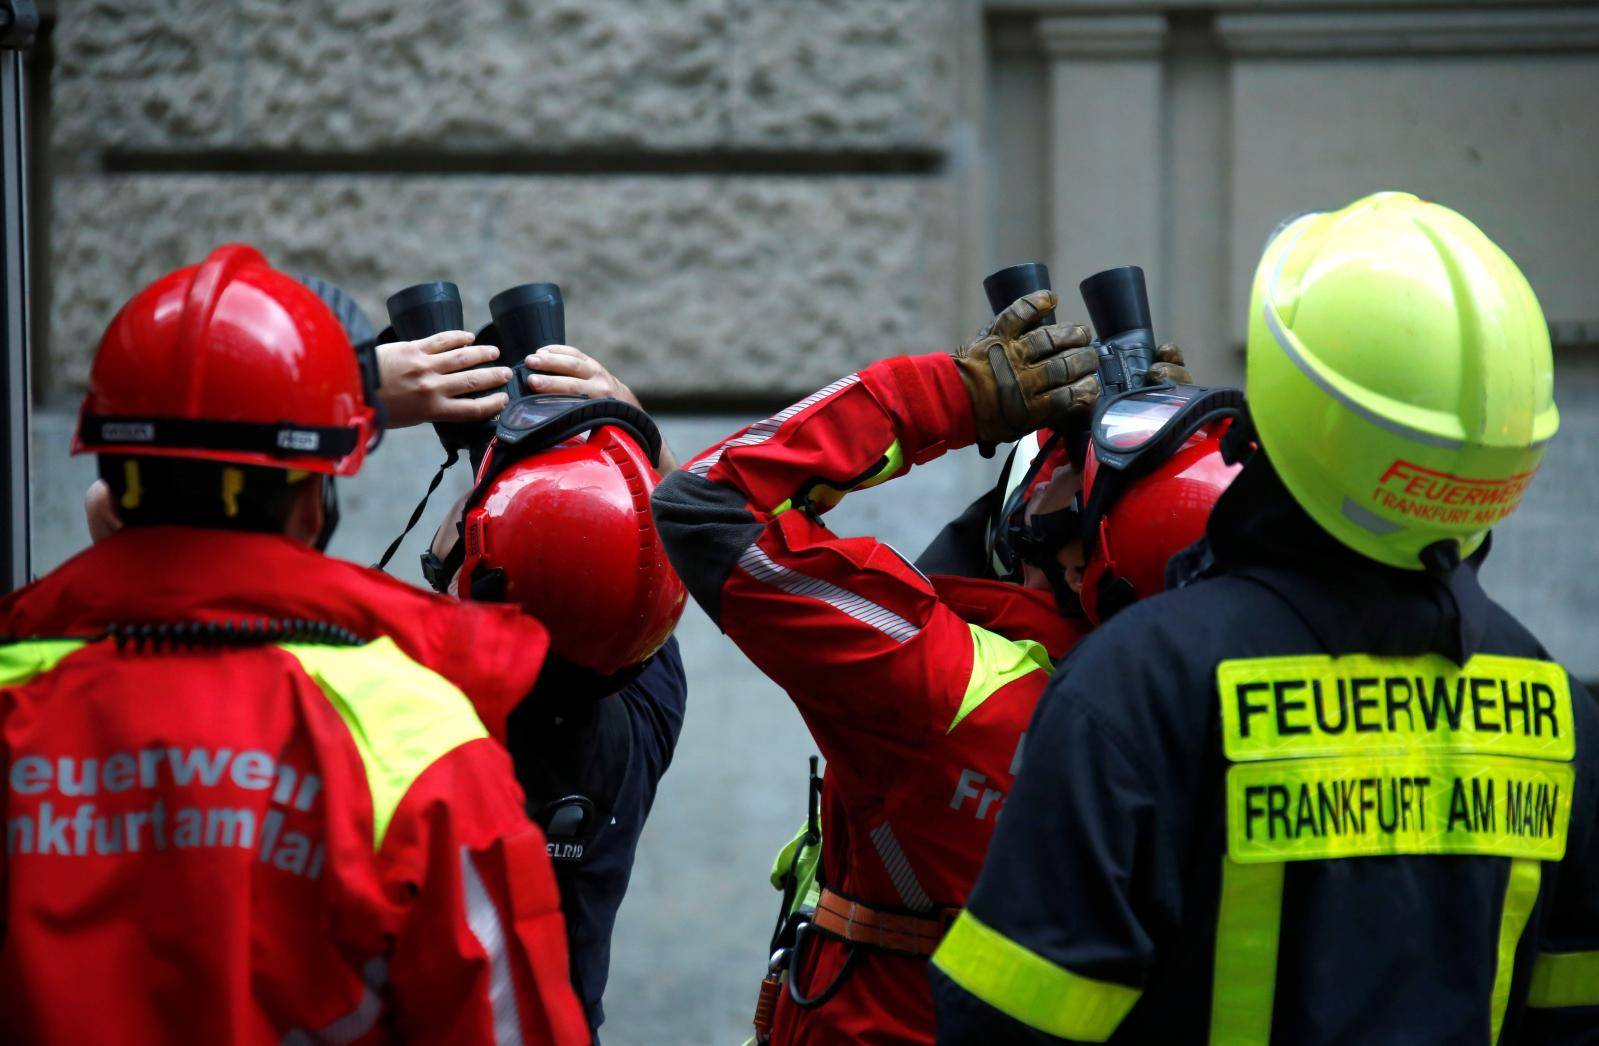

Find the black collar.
[{"left": 1177, "top": 454, "right": 1495, "bottom": 665}]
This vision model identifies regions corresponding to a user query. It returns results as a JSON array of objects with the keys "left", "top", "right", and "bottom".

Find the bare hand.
[
  {"left": 377, "top": 331, "right": 513, "bottom": 429},
  {"left": 524, "top": 345, "right": 677, "bottom": 471},
  {"left": 523, "top": 344, "right": 641, "bottom": 405}
]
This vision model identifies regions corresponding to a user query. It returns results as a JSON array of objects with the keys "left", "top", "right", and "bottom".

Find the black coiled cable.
[{"left": 105, "top": 618, "right": 366, "bottom": 652}]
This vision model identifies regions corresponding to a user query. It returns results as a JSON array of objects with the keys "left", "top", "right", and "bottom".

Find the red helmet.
[
  {"left": 1079, "top": 422, "right": 1239, "bottom": 624},
  {"left": 73, "top": 244, "right": 380, "bottom": 475},
  {"left": 455, "top": 415, "right": 686, "bottom": 678}
]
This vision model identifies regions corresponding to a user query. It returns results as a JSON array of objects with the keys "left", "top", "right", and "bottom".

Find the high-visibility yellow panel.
[
  {"left": 284, "top": 637, "right": 489, "bottom": 851},
  {"left": 1528, "top": 950, "right": 1599, "bottom": 1008},
  {"left": 1218, "top": 653, "right": 1573, "bottom": 763},
  {"left": 1225, "top": 753, "right": 1572, "bottom": 863}
]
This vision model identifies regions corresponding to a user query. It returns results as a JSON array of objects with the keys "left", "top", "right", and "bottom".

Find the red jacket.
[
  {"left": 0, "top": 528, "right": 589, "bottom": 1044},
  {"left": 654, "top": 354, "right": 1089, "bottom": 1044}
]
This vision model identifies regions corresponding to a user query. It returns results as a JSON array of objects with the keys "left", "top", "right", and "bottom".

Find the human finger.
[
  {"left": 525, "top": 372, "right": 601, "bottom": 397},
  {"left": 1020, "top": 323, "right": 1092, "bottom": 363},
  {"left": 990, "top": 290, "right": 1059, "bottom": 341},
  {"left": 1147, "top": 361, "right": 1193, "bottom": 385},
  {"left": 1047, "top": 374, "right": 1102, "bottom": 421},
  {"left": 1038, "top": 344, "right": 1100, "bottom": 387},
  {"left": 435, "top": 391, "right": 509, "bottom": 422},
  {"left": 1155, "top": 342, "right": 1185, "bottom": 366},
  {"left": 526, "top": 345, "right": 601, "bottom": 379},
  {"left": 437, "top": 365, "right": 513, "bottom": 399},
  {"left": 429, "top": 344, "right": 500, "bottom": 374},
  {"left": 414, "top": 330, "right": 476, "bottom": 355}
]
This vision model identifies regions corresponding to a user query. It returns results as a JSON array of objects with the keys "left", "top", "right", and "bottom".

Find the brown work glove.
[
  {"left": 952, "top": 290, "right": 1099, "bottom": 445},
  {"left": 1149, "top": 343, "right": 1192, "bottom": 385}
]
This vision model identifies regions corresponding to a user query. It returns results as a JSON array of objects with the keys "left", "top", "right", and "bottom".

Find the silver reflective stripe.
[
  {"left": 1340, "top": 496, "right": 1404, "bottom": 535},
  {"left": 870, "top": 821, "right": 935, "bottom": 913},
  {"left": 1262, "top": 219, "right": 1465, "bottom": 452},
  {"left": 460, "top": 845, "right": 524, "bottom": 1046},
  {"left": 280, "top": 957, "right": 387, "bottom": 1046},
  {"left": 687, "top": 374, "right": 862, "bottom": 477},
  {"left": 738, "top": 543, "right": 920, "bottom": 643}
]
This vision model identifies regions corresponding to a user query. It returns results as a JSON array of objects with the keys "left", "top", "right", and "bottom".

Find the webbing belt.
[{"left": 811, "top": 888, "right": 958, "bottom": 958}]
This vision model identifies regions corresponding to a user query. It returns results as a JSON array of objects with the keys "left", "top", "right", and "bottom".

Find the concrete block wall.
[{"left": 46, "top": 0, "right": 964, "bottom": 404}]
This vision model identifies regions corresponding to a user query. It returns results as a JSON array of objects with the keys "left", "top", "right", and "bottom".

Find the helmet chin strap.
[{"left": 1015, "top": 501, "right": 1083, "bottom": 613}]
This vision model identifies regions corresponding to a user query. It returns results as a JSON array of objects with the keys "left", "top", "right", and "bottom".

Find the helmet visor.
[
  {"left": 498, "top": 394, "right": 590, "bottom": 442},
  {"left": 1092, "top": 383, "right": 1244, "bottom": 474},
  {"left": 1096, "top": 385, "right": 1211, "bottom": 452}
]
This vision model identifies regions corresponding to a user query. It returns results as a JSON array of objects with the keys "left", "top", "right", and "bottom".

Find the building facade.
[{"left": 30, "top": 2, "right": 1599, "bottom": 1038}]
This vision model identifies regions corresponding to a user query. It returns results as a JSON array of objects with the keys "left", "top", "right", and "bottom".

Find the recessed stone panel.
[{"left": 50, "top": 173, "right": 958, "bottom": 401}]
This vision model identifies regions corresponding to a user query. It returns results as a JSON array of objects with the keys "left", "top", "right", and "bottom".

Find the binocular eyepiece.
[
  {"left": 982, "top": 261, "right": 1156, "bottom": 396},
  {"left": 386, "top": 280, "right": 465, "bottom": 344},
  {"left": 384, "top": 280, "right": 569, "bottom": 453},
  {"left": 982, "top": 262, "right": 1056, "bottom": 327}
]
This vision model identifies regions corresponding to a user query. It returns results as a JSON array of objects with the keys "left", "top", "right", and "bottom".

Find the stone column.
[{"left": 1038, "top": 15, "right": 1168, "bottom": 322}]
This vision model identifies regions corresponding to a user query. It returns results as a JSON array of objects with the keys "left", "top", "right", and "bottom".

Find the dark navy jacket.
[
  {"left": 509, "top": 637, "right": 687, "bottom": 1039},
  {"left": 930, "top": 456, "right": 1599, "bottom": 1045}
]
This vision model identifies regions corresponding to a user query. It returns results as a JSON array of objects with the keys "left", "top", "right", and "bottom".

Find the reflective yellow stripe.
[
  {"left": 283, "top": 638, "right": 489, "bottom": 851},
  {"left": 853, "top": 439, "right": 905, "bottom": 493},
  {"left": 1490, "top": 859, "right": 1541, "bottom": 1042},
  {"left": 1226, "top": 754, "right": 1573, "bottom": 863},
  {"left": 1218, "top": 653, "right": 1573, "bottom": 762},
  {"left": 1528, "top": 949, "right": 1599, "bottom": 1008},
  {"left": 1210, "top": 858, "right": 1283, "bottom": 1045},
  {"left": 949, "top": 624, "right": 1051, "bottom": 733},
  {"left": 931, "top": 910, "right": 1140, "bottom": 1041},
  {"left": 0, "top": 639, "right": 88, "bottom": 685},
  {"left": 772, "top": 440, "right": 907, "bottom": 517}
]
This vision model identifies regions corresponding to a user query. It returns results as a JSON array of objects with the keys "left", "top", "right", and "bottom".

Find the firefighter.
[
  {"left": 423, "top": 345, "right": 688, "bottom": 1039},
  {"left": 651, "top": 292, "right": 1222, "bottom": 1043},
  {"left": 930, "top": 192, "right": 1599, "bottom": 1044},
  {"left": 0, "top": 245, "right": 589, "bottom": 1042},
  {"left": 82, "top": 272, "right": 517, "bottom": 544}
]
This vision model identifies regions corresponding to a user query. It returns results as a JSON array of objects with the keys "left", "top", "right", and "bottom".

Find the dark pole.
[{"left": 0, "top": 1, "right": 35, "bottom": 591}]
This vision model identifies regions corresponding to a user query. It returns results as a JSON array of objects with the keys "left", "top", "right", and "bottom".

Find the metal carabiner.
[{"left": 786, "top": 921, "right": 860, "bottom": 1011}]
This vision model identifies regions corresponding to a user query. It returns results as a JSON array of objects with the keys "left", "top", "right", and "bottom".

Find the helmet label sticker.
[
  {"left": 276, "top": 429, "right": 322, "bottom": 452},
  {"left": 99, "top": 421, "right": 154, "bottom": 443},
  {"left": 1218, "top": 653, "right": 1575, "bottom": 863},
  {"left": 1372, "top": 460, "right": 1536, "bottom": 528}
]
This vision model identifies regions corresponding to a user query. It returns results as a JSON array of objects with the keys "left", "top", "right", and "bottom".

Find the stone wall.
[
  {"left": 50, "top": 173, "right": 955, "bottom": 399},
  {"left": 45, "top": 0, "right": 963, "bottom": 404}
]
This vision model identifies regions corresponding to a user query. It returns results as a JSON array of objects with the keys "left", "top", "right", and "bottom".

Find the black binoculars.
[
  {"left": 983, "top": 261, "right": 1157, "bottom": 396},
  {"left": 383, "top": 280, "right": 567, "bottom": 453}
]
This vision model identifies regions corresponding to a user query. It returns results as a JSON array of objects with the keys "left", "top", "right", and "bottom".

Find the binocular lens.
[
  {"left": 489, "top": 282, "right": 565, "bottom": 356},
  {"left": 1078, "top": 266, "right": 1151, "bottom": 343},
  {"left": 983, "top": 262, "right": 1055, "bottom": 324},
  {"left": 386, "top": 281, "right": 464, "bottom": 341}
]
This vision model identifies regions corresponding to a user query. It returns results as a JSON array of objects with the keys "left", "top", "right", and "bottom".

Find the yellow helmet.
[{"left": 1246, "top": 192, "right": 1558, "bottom": 570}]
